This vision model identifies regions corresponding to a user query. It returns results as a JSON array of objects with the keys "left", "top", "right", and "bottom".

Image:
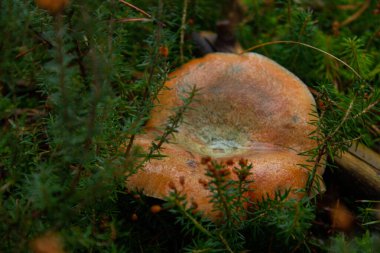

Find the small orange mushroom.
[
  {"left": 30, "top": 232, "right": 65, "bottom": 253},
  {"left": 126, "top": 53, "right": 325, "bottom": 219},
  {"left": 35, "top": 0, "right": 69, "bottom": 14}
]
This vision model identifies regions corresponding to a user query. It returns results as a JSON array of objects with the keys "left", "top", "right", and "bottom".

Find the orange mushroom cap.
[
  {"left": 35, "top": 0, "right": 69, "bottom": 14},
  {"left": 127, "top": 53, "right": 325, "bottom": 219}
]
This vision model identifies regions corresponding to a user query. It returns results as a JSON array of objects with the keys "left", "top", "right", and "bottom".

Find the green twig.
[
  {"left": 218, "top": 232, "right": 234, "bottom": 253},
  {"left": 180, "top": 0, "right": 188, "bottom": 63},
  {"left": 174, "top": 198, "right": 212, "bottom": 237}
]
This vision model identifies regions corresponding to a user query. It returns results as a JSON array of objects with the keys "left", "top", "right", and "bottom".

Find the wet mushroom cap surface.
[{"left": 127, "top": 53, "right": 324, "bottom": 218}]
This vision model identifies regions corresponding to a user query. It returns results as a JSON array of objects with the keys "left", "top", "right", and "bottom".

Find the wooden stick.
[{"left": 335, "top": 142, "right": 380, "bottom": 196}]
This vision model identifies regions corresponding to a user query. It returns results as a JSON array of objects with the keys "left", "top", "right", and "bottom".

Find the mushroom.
[
  {"left": 35, "top": 0, "right": 69, "bottom": 14},
  {"left": 127, "top": 53, "right": 325, "bottom": 219}
]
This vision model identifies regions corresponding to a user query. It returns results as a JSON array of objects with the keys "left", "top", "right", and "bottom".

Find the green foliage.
[
  {"left": 340, "top": 37, "right": 374, "bottom": 79},
  {"left": 329, "top": 232, "right": 380, "bottom": 253},
  {"left": 1, "top": 0, "right": 380, "bottom": 252},
  {"left": 204, "top": 159, "right": 252, "bottom": 224},
  {"left": 245, "top": 193, "right": 316, "bottom": 252},
  {"left": 163, "top": 161, "right": 316, "bottom": 252}
]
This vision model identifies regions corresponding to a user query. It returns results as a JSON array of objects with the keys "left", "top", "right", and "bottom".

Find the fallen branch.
[{"left": 335, "top": 142, "right": 380, "bottom": 196}]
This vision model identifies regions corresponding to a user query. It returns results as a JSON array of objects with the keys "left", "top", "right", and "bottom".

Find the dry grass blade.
[
  {"left": 118, "top": 0, "right": 152, "bottom": 18},
  {"left": 113, "top": 17, "right": 152, "bottom": 23},
  {"left": 243, "top": 40, "right": 362, "bottom": 79}
]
